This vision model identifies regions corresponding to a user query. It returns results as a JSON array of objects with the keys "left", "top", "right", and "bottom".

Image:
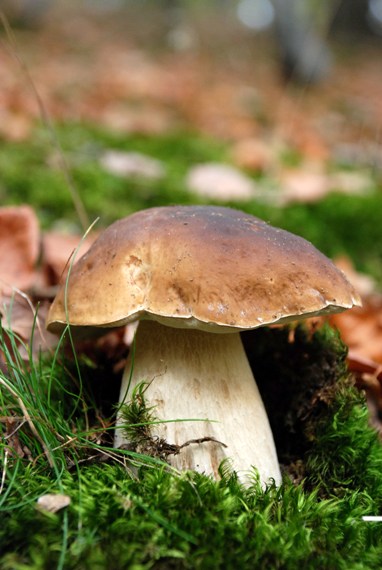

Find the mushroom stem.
[{"left": 115, "top": 320, "right": 282, "bottom": 486}]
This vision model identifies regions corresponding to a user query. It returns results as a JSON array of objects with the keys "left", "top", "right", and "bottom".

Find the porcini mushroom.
[{"left": 46, "top": 206, "right": 361, "bottom": 485}]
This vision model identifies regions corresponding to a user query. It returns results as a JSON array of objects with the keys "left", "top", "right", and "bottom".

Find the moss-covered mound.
[{"left": 1, "top": 324, "right": 382, "bottom": 569}]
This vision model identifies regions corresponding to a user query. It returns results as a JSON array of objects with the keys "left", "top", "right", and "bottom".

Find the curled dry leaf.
[
  {"left": 0, "top": 206, "right": 126, "bottom": 362},
  {"left": 0, "top": 209, "right": 96, "bottom": 359},
  {"left": 347, "top": 351, "right": 382, "bottom": 433},
  {"left": 0, "top": 206, "right": 40, "bottom": 294},
  {"left": 329, "top": 259, "right": 382, "bottom": 423}
]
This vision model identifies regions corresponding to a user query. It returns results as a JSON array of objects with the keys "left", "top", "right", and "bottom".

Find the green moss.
[
  {"left": 2, "top": 463, "right": 382, "bottom": 569},
  {"left": 1, "top": 121, "right": 382, "bottom": 565},
  {"left": 0, "top": 124, "right": 226, "bottom": 228},
  {"left": 2, "top": 325, "right": 382, "bottom": 568}
]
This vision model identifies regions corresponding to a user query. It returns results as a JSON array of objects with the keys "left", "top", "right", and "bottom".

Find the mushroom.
[{"left": 46, "top": 206, "right": 361, "bottom": 485}]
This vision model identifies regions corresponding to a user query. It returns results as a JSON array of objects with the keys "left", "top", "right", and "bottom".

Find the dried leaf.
[
  {"left": 335, "top": 256, "right": 376, "bottom": 297},
  {"left": 186, "top": 163, "right": 257, "bottom": 201},
  {"left": 279, "top": 166, "right": 329, "bottom": 204},
  {"left": 100, "top": 150, "right": 165, "bottom": 180},
  {"left": 0, "top": 293, "right": 59, "bottom": 357},
  {"left": 229, "top": 138, "right": 274, "bottom": 173},
  {"left": 42, "top": 231, "right": 96, "bottom": 286},
  {"left": 37, "top": 493, "right": 71, "bottom": 513},
  {"left": 0, "top": 111, "right": 34, "bottom": 142},
  {"left": 330, "top": 295, "right": 382, "bottom": 365},
  {"left": 0, "top": 206, "right": 40, "bottom": 294},
  {"left": 3, "top": 417, "right": 31, "bottom": 460}
]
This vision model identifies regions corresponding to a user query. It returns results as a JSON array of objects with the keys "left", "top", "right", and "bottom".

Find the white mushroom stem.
[{"left": 115, "top": 320, "right": 282, "bottom": 486}]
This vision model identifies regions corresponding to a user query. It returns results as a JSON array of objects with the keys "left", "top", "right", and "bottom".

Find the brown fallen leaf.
[
  {"left": 0, "top": 206, "right": 40, "bottom": 294},
  {"left": 229, "top": 138, "right": 274, "bottom": 173},
  {"left": 347, "top": 351, "right": 382, "bottom": 382},
  {"left": 330, "top": 295, "right": 382, "bottom": 366},
  {"left": 345, "top": 351, "right": 382, "bottom": 433},
  {"left": 42, "top": 231, "right": 96, "bottom": 286},
  {"left": 1, "top": 292, "right": 59, "bottom": 357},
  {"left": 2, "top": 416, "right": 32, "bottom": 461},
  {"left": 0, "top": 110, "right": 34, "bottom": 142},
  {"left": 334, "top": 256, "right": 376, "bottom": 298}
]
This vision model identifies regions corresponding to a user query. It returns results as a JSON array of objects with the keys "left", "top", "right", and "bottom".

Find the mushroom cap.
[{"left": 46, "top": 205, "right": 361, "bottom": 335}]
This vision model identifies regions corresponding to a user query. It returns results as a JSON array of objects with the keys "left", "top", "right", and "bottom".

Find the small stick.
[{"left": 178, "top": 436, "right": 228, "bottom": 450}]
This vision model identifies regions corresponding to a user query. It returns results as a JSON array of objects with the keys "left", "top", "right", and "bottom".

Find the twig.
[
  {"left": 3, "top": 417, "right": 27, "bottom": 439},
  {"left": 178, "top": 436, "right": 228, "bottom": 450}
]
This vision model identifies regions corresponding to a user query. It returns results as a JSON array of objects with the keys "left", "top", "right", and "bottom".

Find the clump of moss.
[
  {"left": 118, "top": 381, "right": 177, "bottom": 461},
  {"left": 119, "top": 382, "right": 227, "bottom": 464},
  {"left": 2, "top": 323, "right": 382, "bottom": 569},
  {"left": 242, "top": 324, "right": 349, "bottom": 468},
  {"left": 243, "top": 323, "right": 382, "bottom": 500}
]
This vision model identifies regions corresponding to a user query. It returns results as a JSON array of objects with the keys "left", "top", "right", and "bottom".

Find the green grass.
[{"left": 2, "top": 323, "right": 382, "bottom": 569}]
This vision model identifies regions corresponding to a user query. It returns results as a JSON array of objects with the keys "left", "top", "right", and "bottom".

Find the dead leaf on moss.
[
  {"left": 279, "top": 165, "right": 329, "bottom": 204},
  {"left": 186, "top": 163, "right": 258, "bottom": 201},
  {"left": 37, "top": 493, "right": 71, "bottom": 513},
  {"left": 100, "top": 150, "right": 165, "bottom": 180}
]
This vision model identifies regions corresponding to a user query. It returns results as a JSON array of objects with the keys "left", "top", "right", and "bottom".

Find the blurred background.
[
  {"left": 1, "top": 0, "right": 382, "bottom": 375},
  {"left": 1, "top": 1, "right": 382, "bottom": 218}
]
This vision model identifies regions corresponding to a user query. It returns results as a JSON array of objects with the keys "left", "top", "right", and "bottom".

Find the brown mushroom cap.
[{"left": 46, "top": 205, "right": 361, "bottom": 335}]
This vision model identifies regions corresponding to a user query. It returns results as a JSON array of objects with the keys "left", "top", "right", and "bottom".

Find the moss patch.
[{"left": 2, "top": 324, "right": 382, "bottom": 568}]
